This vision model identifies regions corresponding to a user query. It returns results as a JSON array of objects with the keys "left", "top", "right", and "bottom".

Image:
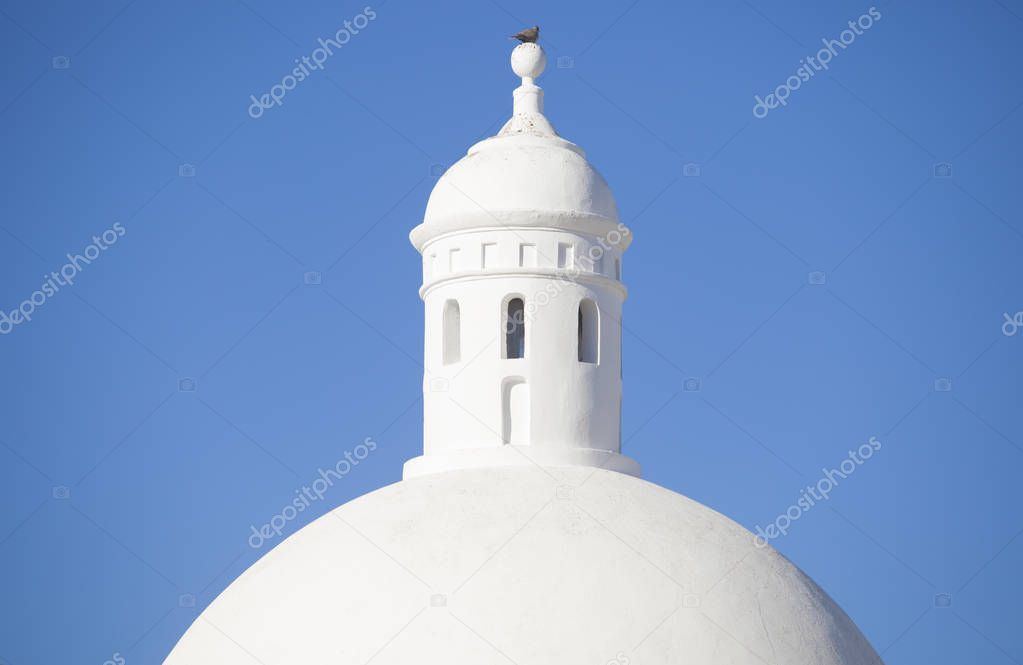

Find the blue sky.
[{"left": 1, "top": 0, "right": 1022, "bottom": 663}]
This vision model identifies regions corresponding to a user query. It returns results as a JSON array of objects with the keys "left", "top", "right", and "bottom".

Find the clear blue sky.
[{"left": 1, "top": 0, "right": 1021, "bottom": 663}]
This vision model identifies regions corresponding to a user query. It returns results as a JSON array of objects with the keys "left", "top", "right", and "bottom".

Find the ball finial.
[{"left": 511, "top": 42, "right": 546, "bottom": 81}]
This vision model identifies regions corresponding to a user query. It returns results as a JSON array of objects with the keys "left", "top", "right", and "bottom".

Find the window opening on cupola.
[
  {"left": 442, "top": 300, "right": 461, "bottom": 364},
  {"left": 501, "top": 377, "right": 529, "bottom": 445},
  {"left": 578, "top": 298, "right": 599, "bottom": 364},
  {"left": 504, "top": 297, "right": 525, "bottom": 359}
]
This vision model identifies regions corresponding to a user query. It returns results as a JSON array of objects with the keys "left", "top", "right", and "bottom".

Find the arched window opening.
[
  {"left": 504, "top": 297, "right": 525, "bottom": 359},
  {"left": 502, "top": 377, "right": 529, "bottom": 445},
  {"left": 578, "top": 299, "right": 599, "bottom": 364},
  {"left": 442, "top": 300, "right": 460, "bottom": 364}
]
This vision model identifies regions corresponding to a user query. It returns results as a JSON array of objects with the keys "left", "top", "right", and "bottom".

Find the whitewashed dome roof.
[
  {"left": 412, "top": 43, "right": 622, "bottom": 250},
  {"left": 422, "top": 135, "right": 619, "bottom": 226},
  {"left": 164, "top": 467, "right": 882, "bottom": 664}
]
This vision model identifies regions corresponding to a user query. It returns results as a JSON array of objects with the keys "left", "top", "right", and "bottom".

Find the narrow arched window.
[
  {"left": 504, "top": 297, "right": 525, "bottom": 359},
  {"left": 502, "top": 377, "right": 529, "bottom": 445},
  {"left": 442, "top": 300, "right": 460, "bottom": 364},
  {"left": 578, "top": 299, "right": 599, "bottom": 364}
]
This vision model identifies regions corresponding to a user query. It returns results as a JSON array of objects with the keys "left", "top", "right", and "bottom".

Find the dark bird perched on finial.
[{"left": 511, "top": 25, "right": 539, "bottom": 43}]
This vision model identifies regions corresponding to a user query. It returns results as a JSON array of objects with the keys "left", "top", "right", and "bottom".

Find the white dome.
[
  {"left": 165, "top": 467, "right": 882, "bottom": 665},
  {"left": 422, "top": 133, "right": 619, "bottom": 228},
  {"left": 411, "top": 43, "right": 621, "bottom": 251}
]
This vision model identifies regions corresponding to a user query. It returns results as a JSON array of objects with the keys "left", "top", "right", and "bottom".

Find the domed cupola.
[{"left": 406, "top": 41, "right": 637, "bottom": 478}]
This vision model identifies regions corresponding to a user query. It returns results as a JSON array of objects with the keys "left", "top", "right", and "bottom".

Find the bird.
[{"left": 511, "top": 25, "right": 539, "bottom": 43}]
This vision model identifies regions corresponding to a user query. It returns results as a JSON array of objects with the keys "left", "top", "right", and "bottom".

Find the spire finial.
[
  {"left": 510, "top": 42, "right": 546, "bottom": 85},
  {"left": 498, "top": 42, "right": 555, "bottom": 136}
]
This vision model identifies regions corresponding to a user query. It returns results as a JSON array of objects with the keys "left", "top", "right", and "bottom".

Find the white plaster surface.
[{"left": 164, "top": 467, "right": 883, "bottom": 664}]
